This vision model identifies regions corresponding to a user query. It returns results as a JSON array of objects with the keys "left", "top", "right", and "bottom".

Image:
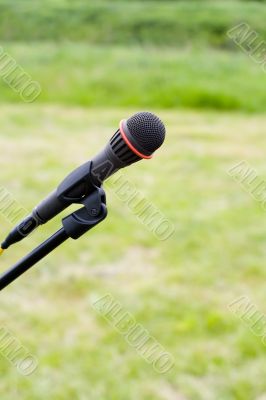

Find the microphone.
[{"left": 1, "top": 112, "right": 166, "bottom": 251}]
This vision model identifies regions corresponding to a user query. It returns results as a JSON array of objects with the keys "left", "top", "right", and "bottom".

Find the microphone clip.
[
  {"left": 58, "top": 159, "right": 108, "bottom": 239},
  {"left": 57, "top": 160, "right": 97, "bottom": 204},
  {"left": 0, "top": 167, "right": 108, "bottom": 291},
  {"left": 62, "top": 186, "right": 107, "bottom": 240}
]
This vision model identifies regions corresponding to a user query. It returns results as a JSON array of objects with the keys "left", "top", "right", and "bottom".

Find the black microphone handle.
[
  {"left": 34, "top": 189, "right": 67, "bottom": 223},
  {"left": 1, "top": 110, "right": 166, "bottom": 250},
  {"left": 35, "top": 143, "right": 125, "bottom": 223},
  {"left": 1, "top": 145, "right": 125, "bottom": 249}
]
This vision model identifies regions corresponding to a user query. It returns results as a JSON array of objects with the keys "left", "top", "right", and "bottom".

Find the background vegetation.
[
  {"left": 0, "top": 1, "right": 266, "bottom": 400},
  {"left": 0, "top": 0, "right": 265, "bottom": 111}
]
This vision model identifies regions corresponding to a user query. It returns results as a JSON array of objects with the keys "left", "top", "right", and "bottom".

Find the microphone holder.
[{"left": 0, "top": 165, "right": 107, "bottom": 291}]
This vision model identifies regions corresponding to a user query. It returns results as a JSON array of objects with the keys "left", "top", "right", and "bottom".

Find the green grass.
[
  {"left": 1, "top": 43, "right": 266, "bottom": 112},
  {"left": 1, "top": 105, "right": 266, "bottom": 399},
  {"left": 0, "top": 0, "right": 265, "bottom": 48},
  {"left": 0, "top": 1, "right": 265, "bottom": 398},
  {"left": 0, "top": 0, "right": 265, "bottom": 112}
]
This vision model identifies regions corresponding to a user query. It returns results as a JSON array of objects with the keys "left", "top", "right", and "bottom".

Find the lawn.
[
  {"left": 1, "top": 43, "right": 266, "bottom": 112},
  {"left": 1, "top": 0, "right": 266, "bottom": 398},
  {"left": 0, "top": 105, "right": 266, "bottom": 399}
]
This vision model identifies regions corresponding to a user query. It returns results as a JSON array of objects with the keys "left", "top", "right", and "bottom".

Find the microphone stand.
[{"left": 0, "top": 167, "right": 107, "bottom": 291}]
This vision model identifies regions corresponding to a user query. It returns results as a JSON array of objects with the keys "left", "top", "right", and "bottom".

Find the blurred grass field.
[
  {"left": 0, "top": 0, "right": 266, "bottom": 112},
  {"left": 1, "top": 43, "right": 266, "bottom": 112},
  {"left": 1, "top": 106, "right": 266, "bottom": 399},
  {"left": 1, "top": 0, "right": 266, "bottom": 399}
]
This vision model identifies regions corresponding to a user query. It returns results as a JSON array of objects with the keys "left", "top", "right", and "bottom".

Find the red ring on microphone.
[{"left": 119, "top": 120, "right": 152, "bottom": 159}]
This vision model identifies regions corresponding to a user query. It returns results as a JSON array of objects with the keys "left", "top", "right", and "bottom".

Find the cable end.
[{"left": 0, "top": 248, "right": 4, "bottom": 256}]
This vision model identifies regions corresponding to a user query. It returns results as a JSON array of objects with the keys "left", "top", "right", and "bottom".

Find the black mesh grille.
[{"left": 126, "top": 112, "right": 166, "bottom": 154}]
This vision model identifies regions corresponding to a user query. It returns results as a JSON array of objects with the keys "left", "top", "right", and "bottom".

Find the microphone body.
[
  {"left": 26, "top": 118, "right": 144, "bottom": 225},
  {"left": 1, "top": 113, "right": 165, "bottom": 250}
]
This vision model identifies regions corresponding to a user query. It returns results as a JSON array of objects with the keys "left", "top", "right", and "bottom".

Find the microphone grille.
[{"left": 126, "top": 112, "right": 166, "bottom": 154}]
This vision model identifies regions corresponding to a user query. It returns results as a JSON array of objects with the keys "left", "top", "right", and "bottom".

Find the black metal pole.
[{"left": 0, "top": 228, "right": 68, "bottom": 291}]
